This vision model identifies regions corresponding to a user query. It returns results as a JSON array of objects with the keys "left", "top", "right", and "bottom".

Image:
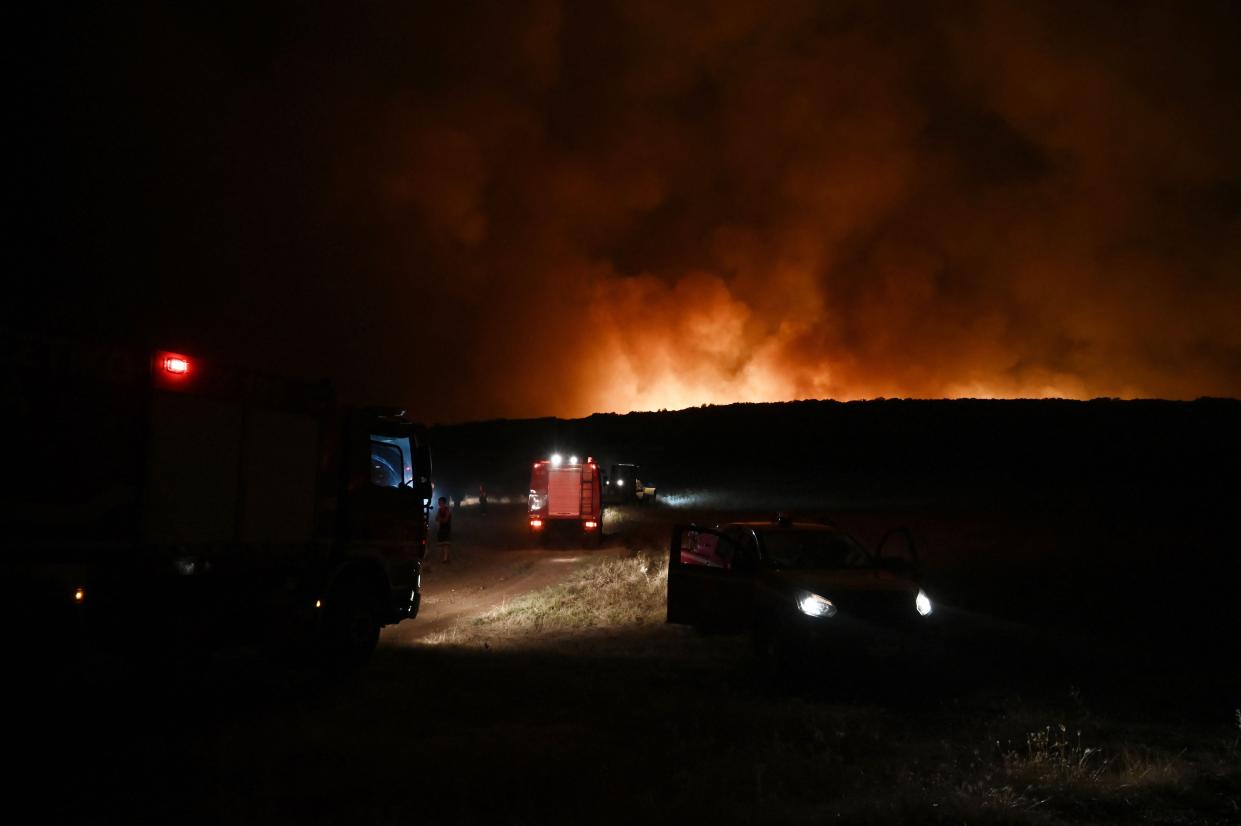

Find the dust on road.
[{"left": 382, "top": 504, "right": 632, "bottom": 645}]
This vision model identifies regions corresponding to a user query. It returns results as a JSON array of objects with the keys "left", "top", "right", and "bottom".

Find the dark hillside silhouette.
[
  {"left": 430, "top": 398, "right": 1241, "bottom": 658},
  {"left": 431, "top": 397, "right": 1239, "bottom": 507}
]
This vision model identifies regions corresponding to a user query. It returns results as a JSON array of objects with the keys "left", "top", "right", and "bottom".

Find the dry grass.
[
  {"left": 1001, "top": 724, "right": 1110, "bottom": 787},
  {"left": 424, "top": 550, "right": 669, "bottom": 648},
  {"left": 395, "top": 554, "right": 1241, "bottom": 823},
  {"left": 40, "top": 567, "right": 1239, "bottom": 826},
  {"left": 960, "top": 716, "right": 1241, "bottom": 821}
]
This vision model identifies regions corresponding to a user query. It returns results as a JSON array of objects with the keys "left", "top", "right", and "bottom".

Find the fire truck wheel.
[{"left": 318, "top": 575, "right": 381, "bottom": 668}]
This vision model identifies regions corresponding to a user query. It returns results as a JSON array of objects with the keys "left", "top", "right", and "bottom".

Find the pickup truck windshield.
[{"left": 761, "top": 530, "right": 875, "bottom": 570}]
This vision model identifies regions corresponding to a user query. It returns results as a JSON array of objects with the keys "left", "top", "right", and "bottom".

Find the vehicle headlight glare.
[
  {"left": 916, "top": 589, "right": 933, "bottom": 616},
  {"left": 797, "top": 593, "right": 836, "bottom": 618}
]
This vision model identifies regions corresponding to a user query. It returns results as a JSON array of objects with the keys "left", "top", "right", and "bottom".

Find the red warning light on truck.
[{"left": 154, "top": 351, "right": 193, "bottom": 386}]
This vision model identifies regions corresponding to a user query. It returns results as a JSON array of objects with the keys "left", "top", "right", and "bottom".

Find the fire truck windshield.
[{"left": 370, "top": 435, "right": 414, "bottom": 488}]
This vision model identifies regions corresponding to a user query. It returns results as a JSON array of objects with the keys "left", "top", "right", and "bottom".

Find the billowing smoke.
[{"left": 25, "top": 1, "right": 1241, "bottom": 420}]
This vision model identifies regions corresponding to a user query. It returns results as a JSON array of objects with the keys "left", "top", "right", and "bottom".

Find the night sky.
[{"left": 11, "top": 1, "right": 1241, "bottom": 422}]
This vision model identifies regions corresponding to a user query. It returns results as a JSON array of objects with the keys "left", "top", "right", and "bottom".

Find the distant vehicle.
[
  {"left": 606, "top": 463, "right": 656, "bottom": 505},
  {"left": 1, "top": 329, "right": 433, "bottom": 667},
  {"left": 667, "top": 517, "right": 937, "bottom": 666},
  {"left": 529, "top": 454, "right": 602, "bottom": 543}
]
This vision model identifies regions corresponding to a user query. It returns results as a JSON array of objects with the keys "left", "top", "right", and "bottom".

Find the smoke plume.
[{"left": 21, "top": 1, "right": 1241, "bottom": 420}]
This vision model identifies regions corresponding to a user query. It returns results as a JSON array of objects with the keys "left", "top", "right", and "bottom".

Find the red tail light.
[
  {"left": 530, "top": 519, "right": 544, "bottom": 529},
  {"left": 584, "top": 520, "right": 597, "bottom": 530}
]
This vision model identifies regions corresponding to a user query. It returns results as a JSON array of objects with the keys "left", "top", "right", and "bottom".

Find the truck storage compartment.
[
  {"left": 548, "top": 467, "right": 583, "bottom": 516},
  {"left": 143, "top": 391, "right": 244, "bottom": 544}
]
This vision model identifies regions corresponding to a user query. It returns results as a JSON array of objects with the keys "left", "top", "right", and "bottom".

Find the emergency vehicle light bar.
[
  {"left": 162, "top": 352, "right": 188, "bottom": 372},
  {"left": 161, "top": 353, "right": 191, "bottom": 375}
]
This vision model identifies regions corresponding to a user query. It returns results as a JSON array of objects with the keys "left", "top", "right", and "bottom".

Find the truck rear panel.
[
  {"left": 548, "top": 466, "right": 583, "bottom": 516},
  {"left": 529, "top": 458, "right": 601, "bottom": 538}
]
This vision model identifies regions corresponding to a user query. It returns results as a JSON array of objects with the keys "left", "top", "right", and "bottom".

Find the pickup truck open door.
[{"left": 666, "top": 525, "right": 753, "bottom": 633}]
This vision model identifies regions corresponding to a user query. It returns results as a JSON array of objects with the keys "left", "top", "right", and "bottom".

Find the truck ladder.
[{"left": 580, "top": 471, "right": 594, "bottom": 516}]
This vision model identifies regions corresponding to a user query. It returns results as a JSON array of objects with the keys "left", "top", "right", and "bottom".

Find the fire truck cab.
[{"left": 528, "top": 455, "right": 603, "bottom": 544}]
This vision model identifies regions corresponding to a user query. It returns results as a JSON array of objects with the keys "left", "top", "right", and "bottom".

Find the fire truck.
[
  {"left": 1, "top": 329, "right": 433, "bottom": 667},
  {"left": 528, "top": 454, "right": 603, "bottom": 543}
]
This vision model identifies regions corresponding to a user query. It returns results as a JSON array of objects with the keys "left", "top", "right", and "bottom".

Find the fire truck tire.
[{"left": 318, "top": 574, "right": 381, "bottom": 668}]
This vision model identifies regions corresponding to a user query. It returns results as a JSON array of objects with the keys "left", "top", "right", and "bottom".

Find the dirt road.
[{"left": 382, "top": 504, "right": 632, "bottom": 645}]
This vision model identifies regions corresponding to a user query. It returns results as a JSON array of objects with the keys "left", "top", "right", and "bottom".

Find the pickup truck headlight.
[
  {"left": 916, "top": 589, "right": 933, "bottom": 616},
  {"left": 797, "top": 592, "right": 837, "bottom": 618}
]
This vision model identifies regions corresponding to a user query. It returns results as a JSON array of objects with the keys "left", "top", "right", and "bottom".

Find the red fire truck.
[
  {"left": 1, "top": 328, "right": 433, "bottom": 668},
  {"left": 528, "top": 454, "right": 603, "bottom": 543}
]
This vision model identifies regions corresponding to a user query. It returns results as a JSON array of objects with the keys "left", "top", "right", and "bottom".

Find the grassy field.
[{"left": 428, "top": 550, "right": 1240, "bottom": 823}]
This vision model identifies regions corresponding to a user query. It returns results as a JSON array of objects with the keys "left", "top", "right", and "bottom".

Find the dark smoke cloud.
[{"left": 17, "top": 1, "right": 1241, "bottom": 420}]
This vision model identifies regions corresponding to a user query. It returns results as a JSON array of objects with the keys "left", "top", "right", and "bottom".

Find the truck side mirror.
[
  {"left": 400, "top": 478, "right": 434, "bottom": 501},
  {"left": 414, "top": 444, "right": 433, "bottom": 501}
]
